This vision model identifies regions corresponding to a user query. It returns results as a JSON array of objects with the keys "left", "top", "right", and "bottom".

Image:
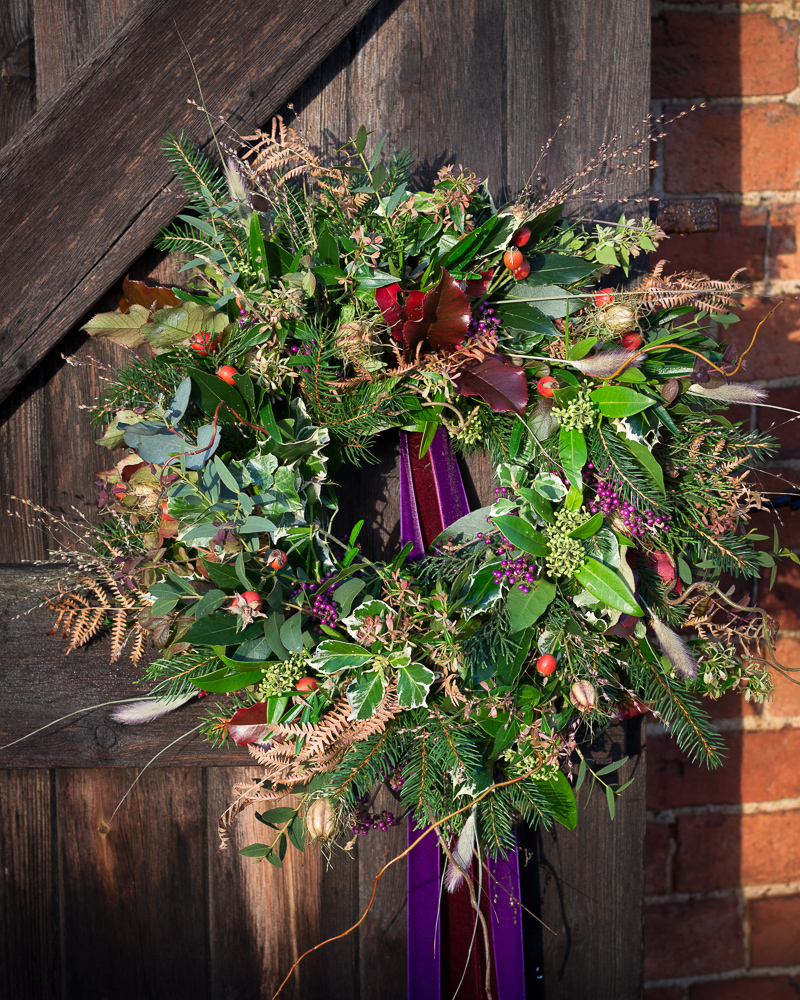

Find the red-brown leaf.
[
  {"left": 403, "top": 269, "right": 472, "bottom": 357},
  {"left": 119, "top": 276, "right": 181, "bottom": 314},
  {"left": 226, "top": 703, "right": 272, "bottom": 745},
  {"left": 455, "top": 353, "right": 529, "bottom": 415}
]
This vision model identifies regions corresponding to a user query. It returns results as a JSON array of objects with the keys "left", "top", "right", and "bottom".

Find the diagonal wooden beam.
[{"left": 0, "top": 0, "right": 380, "bottom": 405}]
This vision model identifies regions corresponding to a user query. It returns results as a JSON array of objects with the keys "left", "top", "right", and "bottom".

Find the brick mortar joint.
[
  {"left": 653, "top": 1, "right": 800, "bottom": 22},
  {"left": 645, "top": 964, "right": 800, "bottom": 992},
  {"left": 646, "top": 879, "right": 800, "bottom": 905},
  {"left": 648, "top": 795, "right": 800, "bottom": 822}
]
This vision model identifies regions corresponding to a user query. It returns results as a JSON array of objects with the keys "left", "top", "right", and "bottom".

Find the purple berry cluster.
[
  {"left": 290, "top": 572, "right": 339, "bottom": 627},
  {"left": 388, "top": 764, "right": 406, "bottom": 793},
  {"left": 350, "top": 797, "right": 398, "bottom": 836},
  {"left": 289, "top": 338, "right": 316, "bottom": 373},
  {"left": 467, "top": 301, "right": 501, "bottom": 340},
  {"left": 586, "top": 462, "right": 671, "bottom": 537}
]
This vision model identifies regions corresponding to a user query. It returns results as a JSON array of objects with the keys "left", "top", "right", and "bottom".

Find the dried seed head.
[
  {"left": 569, "top": 680, "right": 597, "bottom": 711},
  {"left": 305, "top": 797, "right": 335, "bottom": 841},
  {"left": 603, "top": 304, "right": 638, "bottom": 334}
]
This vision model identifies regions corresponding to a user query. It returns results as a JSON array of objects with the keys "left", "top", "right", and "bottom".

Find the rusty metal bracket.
[{"left": 655, "top": 198, "right": 720, "bottom": 235}]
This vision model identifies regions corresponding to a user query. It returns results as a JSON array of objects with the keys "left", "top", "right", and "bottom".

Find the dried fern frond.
[{"left": 634, "top": 261, "right": 745, "bottom": 314}]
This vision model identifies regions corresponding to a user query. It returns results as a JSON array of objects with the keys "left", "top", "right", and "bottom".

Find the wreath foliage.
[{"left": 47, "top": 118, "right": 797, "bottom": 865}]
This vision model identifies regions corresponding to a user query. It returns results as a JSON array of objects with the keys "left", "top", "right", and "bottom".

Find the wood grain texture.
[
  {"left": 520, "top": 719, "right": 647, "bottom": 1000},
  {"left": 0, "top": 769, "right": 60, "bottom": 999},
  {"left": 206, "top": 774, "right": 359, "bottom": 1000},
  {"left": 0, "top": 567, "right": 251, "bottom": 766},
  {"left": 0, "top": 0, "right": 35, "bottom": 146},
  {"left": 0, "top": 0, "right": 382, "bottom": 404},
  {"left": 56, "top": 767, "right": 209, "bottom": 999}
]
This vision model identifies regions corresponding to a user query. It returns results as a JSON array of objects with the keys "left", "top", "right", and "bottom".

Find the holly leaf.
[
  {"left": 309, "top": 640, "right": 373, "bottom": 674},
  {"left": 403, "top": 269, "right": 472, "bottom": 355},
  {"left": 455, "top": 354, "right": 529, "bottom": 415},
  {"left": 396, "top": 662, "right": 436, "bottom": 709},
  {"left": 346, "top": 669, "right": 388, "bottom": 720}
]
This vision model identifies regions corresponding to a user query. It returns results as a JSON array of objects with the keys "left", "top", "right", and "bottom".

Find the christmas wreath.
[{"left": 42, "top": 118, "right": 795, "bottom": 916}]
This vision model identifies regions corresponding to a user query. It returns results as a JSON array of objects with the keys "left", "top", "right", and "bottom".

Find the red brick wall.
[{"left": 647, "top": 3, "right": 800, "bottom": 997}]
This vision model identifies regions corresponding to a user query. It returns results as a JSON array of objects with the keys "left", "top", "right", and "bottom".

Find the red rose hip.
[
  {"left": 594, "top": 288, "right": 614, "bottom": 308},
  {"left": 190, "top": 331, "right": 216, "bottom": 355},
  {"left": 503, "top": 247, "right": 524, "bottom": 271},
  {"left": 240, "top": 590, "right": 263, "bottom": 611},
  {"left": 296, "top": 677, "right": 319, "bottom": 696},
  {"left": 216, "top": 365, "right": 238, "bottom": 385},
  {"left": 621, "top": 332, "right": 643, "bottom": 351},
  {"left": 512, "top": 226, "right": 531, "bottom": 248},
  {"left": 536, "top": 654, "right": 557, "bottom": 675},
  {"left": 267, "top": 549, "right": 288, "bottom": 570},
  {"left": 513, "top": 260, "right": 531, "bottom": 280},
  {"left": 537, "top": 376, "right": 558, "bottom": 397}
]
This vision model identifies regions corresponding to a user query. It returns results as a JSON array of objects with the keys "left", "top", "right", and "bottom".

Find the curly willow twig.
[
  {"left": 269, "top": 763, "right": 546, "bottom": 1000},
  {"left": 597, "top": 301, "right": 783, "bottom": 383}
]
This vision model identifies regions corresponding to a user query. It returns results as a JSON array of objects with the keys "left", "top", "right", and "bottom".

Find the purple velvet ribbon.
[
  {"left": 400, "top": 427, "right": 525, "bottom": 999},
  {"left": 488, "top": 838, "right": 526, "bottom": 999}
]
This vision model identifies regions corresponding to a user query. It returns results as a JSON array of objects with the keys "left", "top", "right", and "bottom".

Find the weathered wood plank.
[
  {"left": 0, "top": 566, "right": 250, "bottom": 766},
  {"left": 206, "top": 774, "right": 360, "bottom": 1000},
  {"left": 520, "top": 719, "right": 647, "bottom": 1000},
  {"left": 0, "top": 0, "right": 35, "bottom": 146},
  {"left": 56, "top": 767, "right": 209, "bottom": 999},
  {"left": 0, "top": 769, "right": 60, "bottom": 999},
  {"left": 0, "top": 0, "right": 382, "bottom": 404}
]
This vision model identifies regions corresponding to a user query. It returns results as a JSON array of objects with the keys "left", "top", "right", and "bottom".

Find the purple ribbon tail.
[
  {"left": 428, "top": 426, "right": 470, "bottom": 527},
  {"left": 407, "top": 817, "right": 441, "bottom": 1000},
  {"left": 488, "top": 834, "right": 526, "bottom": 999},
  {"left": 399, "top": 430, "right": 426, "bottom": 560}
]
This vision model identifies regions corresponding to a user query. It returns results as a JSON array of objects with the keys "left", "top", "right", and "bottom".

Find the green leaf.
[
  {"left": 287, "top": 814, "right": 305, "bottom": 852},
  {"left": 396, "top": 662, "right": 436, "bottom": 709},
  {"left": 507, "top": 282, "right": 580, "bottom": 319},
  {"left": 317, "top": 224, "right": 339, "bottom": 265},
  {"left": 558, "top": 426, "right": 587, "bottom": 489},
  {"left": 567, "top": 337, "right": 598, "bottom": 361},
  {"left": 595, "top": 757, "right": 628, "bottom": 777},
  {"left": 517, "top": 488, "right": 555, "bottom": 524},
  {"left": 526, "top": 253, "right": 597, "bottom": 286},
  {"left": 189, "top": 666, "right": 264, "bottom": 692},
  {"left": 355, "top": 125, "right": 368, "bottom": 154},
  {"left": 201, "top": 560, "right": 241, "bottom": 590},
  {"left": 310, "top": 640, "right": 372, "bottom": 674},
  {"left": 490, "top": 515, "right": 549, "bottom": 557},
  {"left": 346, "top": 669, "right": 388, "bottom": 720},
  {"left": 81, "top": 304, "right": 153, "bottom": 349},
  {"left": 576, "top": 758, "right": 588, "bottom": 791},
  {"left": 506, "top": 579, "right": 557, "bottom": 632},
  {"left": 539, "top": 770, "right": 578, "bottom": 830},
  {"left": 257, "top": 806, "right": 297, "bottom": 825},
  {"left": 574, "top": 558, "right": 642, "bottom": 616},
  {"left": 239, "top": 844, "right": 271, "bottom": 858},
  {"left": 191, "top": 589, "right": 229, "bottom": 619},
  {"left": 264, "top": 613, "right": 288, "bottom": 660},
  {"left": 234, "top": 551, "right": 253, "bottom": 590},
  {"left": 279, "top": 612, "right": 304, "bottom": 654},
  {"left": 181, "top": 612, "right": 262, "bottom": 646},
  {"left": 189, "top": 367, "right": 246, "bottom": 423},
  {"left": 590, "top": 387, "right": 653, "bottom": 419},
  {"left": 432, "top": 505, "right": 495, "bottom": 545},
  {"left": 533, "top": 473, "right": 568, "bottom": 502},
  {"left": 606, "top": 785, "right": 616, "bottom": 820},
  {"left": 568, "top": 512, "right": 603, "bottom": 539},
  {"left": 620, "top": 437, "right": 665, "bottom": 492},
  {"left": 333, "top": 578, "right": 366, "bottom": 616},
  {"left": 249, "top": 213, "right": 269, "bottom": 282},
  {"left": 495, "top": 301, "right": 555, "bottom": 337}
]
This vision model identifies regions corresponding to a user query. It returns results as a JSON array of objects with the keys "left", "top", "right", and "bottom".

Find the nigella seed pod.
[
  {"left": 569, "top": 680, "right": 597, "bottom": 711},
  {"left": 305, "top": 798, "right": 335, "bottom": 841},
  {"left": 603, "top": 304, "right": 638, "bottom": 334}
]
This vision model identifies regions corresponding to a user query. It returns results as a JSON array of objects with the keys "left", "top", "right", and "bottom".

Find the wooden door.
[{"left": 0, "top": 2, "right": 650, "bottom": 997}]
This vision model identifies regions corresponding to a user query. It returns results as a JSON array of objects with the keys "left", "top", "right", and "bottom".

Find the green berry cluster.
[
  {"left": 452, "top": 406, "right": 487, "bottom": 449},
  {"left": 253, "top": 652, "right": 307, "bottom": 699},
  {"left": 544, "top": 507, "right": 587, "bottom": 578},
  {"left": 558, "top": 388, "right": 596, "bottom": 432}
]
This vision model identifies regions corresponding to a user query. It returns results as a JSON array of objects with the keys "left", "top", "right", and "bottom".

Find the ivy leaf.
[
  {"left": 533, "top": 473, "right": 568, "bottom": 501},
  {"left": 506, "top": 579, "right": 557, "bottom": 632},
  {"left": 396, "top": 662, "right": 436, "bottom": 708},
  {"left": 574, "top": 558, "right": 642, "bottom": 616},
  {"left": 490, "top": 515, "right": 549, "bottom": 556},
  {"left": 309, "top": 640, "right": 372, "bottom": 674},
  {"left": 346, "top": 669, "right": 388, "bottom": 720},
  {"left": 455, "top": 353, "right": 529, "bottom": 416},
  {"left": 403, "top": 269, "right": 472, "bottom": 356},
  {"left": 558, "top": 426, "right": 587, "bottom": 489}
]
